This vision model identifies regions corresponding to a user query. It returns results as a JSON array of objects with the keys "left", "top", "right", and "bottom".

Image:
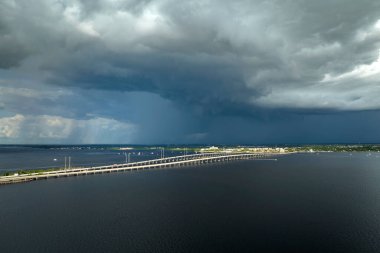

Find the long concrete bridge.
[{"left": 0, "top": 152, "right": 277, "bottom": 185}]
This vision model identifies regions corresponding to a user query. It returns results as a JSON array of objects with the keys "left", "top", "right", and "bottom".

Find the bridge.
[{"left": 0, "top": 152, "right": 277, "bottom": 185}]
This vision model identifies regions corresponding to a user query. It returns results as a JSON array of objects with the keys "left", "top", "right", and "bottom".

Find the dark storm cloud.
[
  {"left": 1, "top": 0, "right": 380, "bottom": 143},
  {"left": 0, "top": 39, "right": 29, "bottom": 69},
  {"left": 2, "top": 0, "right": 380, "bottom": 111}
]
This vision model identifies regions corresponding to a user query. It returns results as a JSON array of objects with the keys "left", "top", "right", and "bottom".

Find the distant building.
[{"left": 200, "top": 146, "right": 219, "bottom": 152}]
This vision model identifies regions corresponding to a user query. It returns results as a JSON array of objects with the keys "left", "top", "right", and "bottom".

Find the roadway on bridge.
[{"left": 0, "top": 153, "right": 278, "bottom": 185}]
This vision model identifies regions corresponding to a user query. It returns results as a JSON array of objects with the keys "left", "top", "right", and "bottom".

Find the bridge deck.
[{"left": 0, "top": 153, "right": 277, "bottom": 185}]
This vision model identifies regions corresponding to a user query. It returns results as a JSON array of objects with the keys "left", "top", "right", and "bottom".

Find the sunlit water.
[{"left": 1, "top": 152, "right": 380, "bottom": 252}]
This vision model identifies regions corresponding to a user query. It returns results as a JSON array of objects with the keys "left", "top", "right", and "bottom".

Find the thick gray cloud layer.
[{"left": 1, "top": 0, "right": 380, "bottom": 143}]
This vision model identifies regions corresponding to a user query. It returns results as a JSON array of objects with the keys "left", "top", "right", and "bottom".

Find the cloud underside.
[{"left": 0, "top": 0, "right": 380, "bottom": 143}]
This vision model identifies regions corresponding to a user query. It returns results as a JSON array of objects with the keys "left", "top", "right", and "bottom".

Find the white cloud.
[
  {"left": 0, "top": 114, "right": 137, "bottom": 143},
  {"left": 296, "top": 42, "right": 342, "bottom": 58},
  {"left": 0, "top": 86, "right": 66, "bottom": 99},
  {"left": 0, "top": 114, "right": 24, "bottom": 138},
  {"left": 376, "top": 19, "right": 380, "bottom": 29},
  {"left": 63, "top": 4, "right": 100, "bottom": 37},
  {"left": 322, "top": 50, "right": 380, "bottom": 82},
  {"left": 253, "top": 82, "right": 380, "bottom": 111}
]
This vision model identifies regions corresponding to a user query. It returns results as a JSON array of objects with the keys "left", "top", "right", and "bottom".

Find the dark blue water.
[{"left": 1, "top": 152, "right": 380, "bottom": 252}]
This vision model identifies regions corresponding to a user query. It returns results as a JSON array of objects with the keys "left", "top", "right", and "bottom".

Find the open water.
[{"left": 0, "top": 150, "right": 380, "bottom": 252}]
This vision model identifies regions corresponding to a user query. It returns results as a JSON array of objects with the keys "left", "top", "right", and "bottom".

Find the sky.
[{"left": 0, "top": 0, "right": 380, "bottom": 144}]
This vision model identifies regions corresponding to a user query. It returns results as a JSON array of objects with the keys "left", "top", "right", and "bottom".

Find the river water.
[{"left": 0, "top": 151, "right": 380, "bottom": 252}]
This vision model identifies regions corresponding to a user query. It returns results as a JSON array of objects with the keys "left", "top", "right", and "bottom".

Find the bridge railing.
[{"left": 0, "top": 153, "right": 276, "bottom": 181}]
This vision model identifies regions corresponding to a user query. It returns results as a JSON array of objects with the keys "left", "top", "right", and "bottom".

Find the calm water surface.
[
  {"left": 0, "top": 152, "right": 380, "bottom": 252},
  {"left": 0, "top": 146, "right": 180, "bottom": 172}
]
